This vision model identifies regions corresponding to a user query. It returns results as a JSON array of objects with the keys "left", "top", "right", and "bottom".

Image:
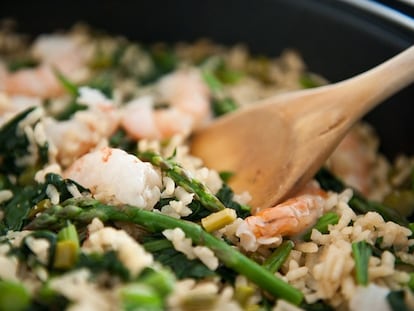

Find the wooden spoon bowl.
[{"left": 191, "top": 46, "right": 414, "bottom": 212}]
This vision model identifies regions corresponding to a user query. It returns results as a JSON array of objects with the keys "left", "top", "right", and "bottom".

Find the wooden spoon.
[{"left": 191, "top": 46, "right": 414, "bottom": 212}]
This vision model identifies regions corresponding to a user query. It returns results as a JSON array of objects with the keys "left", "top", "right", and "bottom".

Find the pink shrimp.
[
  {"left": 327, "top": 124, "right": 378, "bottom": 196},
  {"left": 120, "top": 68, "right": 211, "bottom": 140},
  {"left": 236, "top": 181, "right": 327, "bottom": 251},
  {"left": 1, "top": 34, "right": 91, "bottom": 98},
  {"left": 64, "top": 147, "right": 162, "bottom": 209},
  {"left": 43, "top": 87, "right": 120, "bottom": 167}
]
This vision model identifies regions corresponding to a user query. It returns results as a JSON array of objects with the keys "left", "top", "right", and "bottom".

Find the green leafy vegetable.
[
  {"left": 316, "top": 168, "right": 407, "bottom": 226},
  {"left": 0, "top": 107, "right": 48, "bottom": 175},
  {"left": 352, "top": 241, "right": 372, "bottom": 286},
  {"left": 7, "top": 58, "right": 38, "bottom": 72},
  {"left": 76, "top": 251, "right": 131, "bottom": 281},
  {"left": 109, "top": 129, "right": 136, "bottom": 153},
  {"left": 215, "top": 183, "right": 251, "bottom": 218},
  {"left": 141, "top": 45, "right": 177, "bottom": 84},
  {"left": 53, "top": 68, "right": 79, "bottom": 96},
  {"left": 387, "top": 290, "right": 410, "bottom": 311},
  {"left": 26, "top": 197, "right": 304, "bottom": 305},
  {"left": 1, "top": 173, "right": 89, "bottom": 231},
  {"left": 211, "top": 97, "right": 238, "bottom": 117},
  {"left": 12, "top": 231, "right": 58, "bottom": 269}
]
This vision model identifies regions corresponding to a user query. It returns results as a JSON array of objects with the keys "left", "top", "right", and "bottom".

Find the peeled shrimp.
[
  {"left": 328, "top": 124, "right": 379, "bottom": 196},
  {"left": 121, "top": 68, "right": 211, "bottom": 140},
  {"left": 42, "top": 87, "right": 119, "bottom": 167},
  {"left": 236, "top": 181, "right": 327, "bottom": 251},
  {"left": 1, "top": 34, "right": 91, "bottom": 98},
  {"left": 64, "top": 147, "right": 162, "bottom": 209}
]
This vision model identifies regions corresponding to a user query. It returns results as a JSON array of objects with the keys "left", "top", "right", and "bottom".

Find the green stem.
[
  {"left": 262, "top": 240, "right": 294, "bottom": 273},
  {"left": 138, "top": 151, "right": 226, "bottom": 212},
  {"left": 26, "top": 198, "right": 303, "bottom": 305},
  {"left": 302, "top": 212, "right": 339, "bottom": 241},
  {"left": 352, "top": 240, "right": 372, "bottom": 286}
]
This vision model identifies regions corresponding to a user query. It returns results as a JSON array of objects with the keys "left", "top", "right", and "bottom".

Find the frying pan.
[{"left": 1, "top": 0, "right": 413, "bottom": 158}]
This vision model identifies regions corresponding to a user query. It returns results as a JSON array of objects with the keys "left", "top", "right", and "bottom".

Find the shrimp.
[
  {"left": 64, "top": 147, "right": 162, "bottom": 209},
  {"left": 236, "top": 181, "right": 327, "bottom": 252},
  {"left": 0, "top": 92, "right": 42, "bottom": 126},
  {"left": 121, "top": 68, "right": 211, "bottom": 140},
  {"left": 1, "top": 34, "right": 92, "bottom": 98},
  {"left": 327, "top": 124, "right": 380, "bottom": 197},
  {"left": 43, "top": 87, "right": 120, "bottom": 167}
]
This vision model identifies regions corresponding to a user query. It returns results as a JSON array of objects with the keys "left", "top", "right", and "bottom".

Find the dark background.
[{"left": 1, "top": 0, "right": 414, "bottom": 158}]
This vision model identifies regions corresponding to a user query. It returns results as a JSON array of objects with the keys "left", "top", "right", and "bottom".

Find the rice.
[{"left": 0, "top": 24, "right": 414, "bottom": 311}]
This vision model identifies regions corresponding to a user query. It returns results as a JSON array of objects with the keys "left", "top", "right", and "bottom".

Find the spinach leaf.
[
  {"left": 387, "top": 290, "right": 410, "bottom": 311},
  {"left": 1, "top": 173, "right": 89, "bottom": 231},
  {"left": 140, "top": 45, "right": 178, "bottom": 84},
  {"left": 315, "top": 168, "right": 407, "bottom": 226},
  {"left": 0, "top": 107, "right": 44, "bottom": 175},
  {"left": 76, "top": 251, "right": 131, "bottom": 281},
  {"left": 216, "top": 183, "right": 251, "bottom": 219}
]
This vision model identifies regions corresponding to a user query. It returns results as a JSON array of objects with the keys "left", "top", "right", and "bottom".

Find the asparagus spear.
[
  {"left": 138, "top": 151, "right": 226, "bottom": 212},
  {"left": 26, "top": 197, "right": 303, "bottom": 305}
]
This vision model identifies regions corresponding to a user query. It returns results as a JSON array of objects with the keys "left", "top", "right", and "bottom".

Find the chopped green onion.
[
  {"left": 262, "top": 240, "right": 294, "bottom": 273},
  {"left": 352, "top": 241, "right": 372, "bottom": 286}
]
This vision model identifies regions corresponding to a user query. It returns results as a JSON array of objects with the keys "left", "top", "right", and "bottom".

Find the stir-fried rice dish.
[{"left": 0, "top": 22, "right": 414, "bottom": 311}]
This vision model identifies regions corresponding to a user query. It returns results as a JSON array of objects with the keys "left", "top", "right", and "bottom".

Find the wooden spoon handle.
[
  {"left": 342, "top": 44, "right": 414, "bottom": 117},
  {"left": 269, "top": 45, "right": 414, "bottom": 144}
]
